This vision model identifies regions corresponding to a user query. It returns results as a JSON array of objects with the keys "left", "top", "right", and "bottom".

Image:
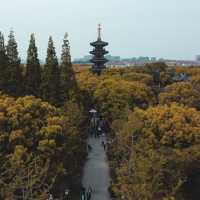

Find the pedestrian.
[
  {"left": 101, "top": 132, "right": 105, "bottom": 138},
  {"left": 48, "top": 194, "right": 53, "bottom": 200},
  {"left": 81, "top": 193, "right": 85, "bottom": 200},
  {"left": 102, "top": 141, "right": 106, "bottom": 151},
  {"left": 97, "top": 126, "right": 102, "bottom": 137},
  {"left": 102, "top": 141, "right": 106, "bottom": 150},
  {"left": 81, "top": 186, "right": 86, "bottom": 200},
  {"left": 103, "top": 143, "right": 106, "bottom": 150},
  {"left": 88, "top": 186, "right": 93, "bottom": 193},
  {"left": 87, "top": 144, "right": 92, "bottom": 152},
  {"left": 86, "top": 190, "right": 92, "bottom": 200}
]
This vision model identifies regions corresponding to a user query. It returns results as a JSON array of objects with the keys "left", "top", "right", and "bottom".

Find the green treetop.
[
  {"left": 25, "top": 33, "right": 41, "bottom": 97},
  {"left": 0, "top": 32, "right": 9, "bottom": 92},
  {"left": 42, "top": 36, "right": 60, "bottom": 106},
  {"left": 60, "top": 33, "right": 77, "bottom": 103},
  {"left": 6, "top": 30, "right": 23, "bottom": 96}
]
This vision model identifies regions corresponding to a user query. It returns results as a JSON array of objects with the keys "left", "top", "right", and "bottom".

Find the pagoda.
[{"left": 90, "top": 24, "right": 109, "bottom": 75}]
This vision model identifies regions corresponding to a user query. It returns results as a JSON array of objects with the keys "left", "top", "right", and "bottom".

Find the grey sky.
[{"left": 1, "top": 0, "right": 200, "bottom": 60}]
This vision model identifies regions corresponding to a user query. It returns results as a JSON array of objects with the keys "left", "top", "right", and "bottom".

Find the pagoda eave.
[
  {"left": 90, "top": 41, "right": 108, "bottom": 47},
  {"left": 90, "top": 50, "right": 109, "bottom": 55},
  {"left": 90, "top": 58, "right": 109, "bottom": 62}
]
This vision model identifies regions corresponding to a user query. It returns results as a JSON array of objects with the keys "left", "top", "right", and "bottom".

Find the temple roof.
[
  {"left": 90, "top": 24, "right": 109, "bottom": 47},
  {"left": 90, "top": 49, "right": 109, "bottom": 55},
  {"left": 90, "top": 57, "right": 109, "bottom": 64},
  {"left": 90, "top": 40, "right": 108, "bottom": 47}
]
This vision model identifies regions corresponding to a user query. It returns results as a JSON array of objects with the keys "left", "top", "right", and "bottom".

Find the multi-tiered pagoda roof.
[{"left": 90, "top": 24, "right": 109, "bottom": 75}]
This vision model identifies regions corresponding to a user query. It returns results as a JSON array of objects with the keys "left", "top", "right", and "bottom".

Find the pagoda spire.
[{"left": 98, "top": 24, "right": 102, "bottom": 40}]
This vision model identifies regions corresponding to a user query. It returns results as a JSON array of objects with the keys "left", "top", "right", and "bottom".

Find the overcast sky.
[{"left": 1, "top": 0, "right": 200, "bottom": 60}]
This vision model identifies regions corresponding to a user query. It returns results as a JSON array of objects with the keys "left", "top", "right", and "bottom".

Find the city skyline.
[{"left": 1, "top": 0, "right": 200, "bottom": 60}]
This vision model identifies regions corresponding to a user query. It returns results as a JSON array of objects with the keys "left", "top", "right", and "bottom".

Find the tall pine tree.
[
  {"left": 25, "top": 33, "right": 41, "bottom": 97},
  {"left": 6, "top": 30, "right": 23, "bottom": 96},
  {"left": 60, "top": 33, "right": 77, "bottom": 103},
  {"left": 0, "top": 32, "right": 9, "bottom": 93},
  {"left": 42, "top": 36, "right": 60, "bottom": 105}
]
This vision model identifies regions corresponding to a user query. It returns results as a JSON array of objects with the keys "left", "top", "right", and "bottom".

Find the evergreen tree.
[
  {"left": 60, "top": 33, "right": 77, "bottom": 103},
  {"left": 25, "top": 33, "right": 41, "bottom": 97},
  {"left": 42, "top": 36, "right": 60, "bottom": 105},
  {"left": 0, "top": 32, "right": 9, "bottom": 92},
  {"left": 6, "top": 30, "right": 23, "bottom": 96}
]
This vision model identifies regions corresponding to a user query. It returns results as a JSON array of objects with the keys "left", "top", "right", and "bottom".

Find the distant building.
[
  {"left": 105, "top": 55, "right": 121, "bottom": 62},
  {"left": 73, "top": 55, "right": 92, "bottom": 64},
  {"left": 73, "top": 55, "right": 199, "bottom": 67},
  {"left": 151, "top": 57, "right": 157, "bottom": 62}
]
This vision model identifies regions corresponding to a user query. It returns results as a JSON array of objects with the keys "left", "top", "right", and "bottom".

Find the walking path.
[{"left": 82, "top": 137, "right": 111, "bottom": 200}]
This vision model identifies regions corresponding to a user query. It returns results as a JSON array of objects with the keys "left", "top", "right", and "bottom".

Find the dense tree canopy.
[
  {"left": 110, "top": 104, "right": 200, "bottom": 200},
  {"left": 0, "top": 95, "right": 86, "bottom": 199},
  {"left": 94, "top": 78, "right": 155, "bottom": 120},
  {"left": 0, "top": 30, "right": 200, "bottom": 200},
  {"left": 159, "top": 82, "right": 200, "bottom": 109}
]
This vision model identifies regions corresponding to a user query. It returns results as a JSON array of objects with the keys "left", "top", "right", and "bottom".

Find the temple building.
[{"left": 90, "top": 24, "right": 109, "bottom": 75}]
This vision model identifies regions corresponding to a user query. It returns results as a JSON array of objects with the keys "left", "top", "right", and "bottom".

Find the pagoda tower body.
[{"left": 90, "top": 24, "right": 109, "bottom": 75}]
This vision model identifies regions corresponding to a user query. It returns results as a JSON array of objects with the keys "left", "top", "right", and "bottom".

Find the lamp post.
[
  {"left": 89, "top": 109, "right": 97, "bottom": 117},
  {"left": 89, "top": 108, "right": 99, "bottom": 137}
]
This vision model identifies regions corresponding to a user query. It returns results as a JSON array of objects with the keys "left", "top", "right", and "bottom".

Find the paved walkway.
[{"left": 82, "top": 137, "right": 111, "bottom": 200}]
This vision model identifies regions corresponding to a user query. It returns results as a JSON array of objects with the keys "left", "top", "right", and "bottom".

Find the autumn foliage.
[
  {"left": 0, "top": 95, "right": 86, "bottom": 199},
  {"left": 76, "top": 64, "right": 200, "bottom": 200}
]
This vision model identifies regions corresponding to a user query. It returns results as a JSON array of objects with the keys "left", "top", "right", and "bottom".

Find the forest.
[
  {"left": 0, "top": 31, "right": 88, "bottom": 199},
  {"left": 76, "top": 65, "right": 200, "bottom": 200},
  {"left": 0, "top": 30, "right": 200, "bottom": 200}
]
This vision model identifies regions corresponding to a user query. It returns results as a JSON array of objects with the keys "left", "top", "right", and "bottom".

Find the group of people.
[
  {"left": 82, "top": 110, "right": 108, "bottom": 200},
  {"left": 89, "top": 112, "right": 108, "bottom": 153},
  {"left": 90, "top": 113, "right": 107, "bottom": 137},
  {"left": 81, "top": 186, "right": 93, "bottom": 200}
]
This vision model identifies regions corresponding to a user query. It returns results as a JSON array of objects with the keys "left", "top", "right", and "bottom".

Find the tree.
[
  {"left": 144, "top": 62, "right": 175, "bottom": 87},
  {"left": 6, "top": 30, "right": 23, "bottom": 96},
  {"left": 159, "top": 82, "right": 200, "bottom": 110},
  {"left": 42, "top": 36, "right": 60, "bottom": 106},
  {"left": 0, "top": 32, "right": 9, "bottom": 92},
  {"left": 25, "top": 33, "right": 41, "bottom": 97},
  {"left": 0, "top": 94, "right": 87, "bottom": 199},
  {"left": 110, "top": 104, "right": 200, "bottom": 200},
  {"left": 94, "top": 78, "right": 155, "bottom": 121},
  {"left": 60, "top": 33, "right": 77, "bottom": 103}
]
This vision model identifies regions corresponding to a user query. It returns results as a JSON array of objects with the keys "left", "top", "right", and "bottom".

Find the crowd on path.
[
  {"left": 47, "top": 109, "right": 110, "bottom": 200},
  {"left": 89, "top": 110, "right": 108, "bottom": 152},
  {"left": 81, "top": 109, "right": 110, "bottom": 200}
]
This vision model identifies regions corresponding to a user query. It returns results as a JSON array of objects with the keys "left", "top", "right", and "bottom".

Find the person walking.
[
  {"left": 102, "top": 140, "right": 106, "bottom": 151},
  {"left": 87, "top": 144, "right": 92, "bottom": 152},
  {"left": 86, "top": 187, "right": 92, "bottom": 200},
  {"left": 81, "top": 186, "right": 86, "bottom": 200},
  {"left": 47, "top": 194, "right": 53, "bottom": 200},
  {"left": 97, "top": 126, "right": 102, "bottom": 137}
]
